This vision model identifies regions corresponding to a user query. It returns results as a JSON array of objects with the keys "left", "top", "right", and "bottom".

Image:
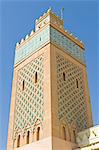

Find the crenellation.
[
  {"left": 80, "top": 40, "right": 83, "bottom": 43},
  {"left": 64, "top": 30, "right": 84, "bottom": 47},
  {"left": 16, "top": 30, "right": 35, "bottom": 49},
  {"left": 16, "top": 42, "right": 19, "bottom": 47},
  {"left": 16, "top": 8, "right": 84, "bottom": 54},
  {"left": 30, "top": 30, "right": 34, "bottom": 36},
  {"left": 20, "top": 38, "right": 24, "bottom": 44},
  {"left": 70, "top": 33, "right": 73, "bottom": 36},
  {"left": 25, "top": 34, "right": 29, "bottom": 40}
]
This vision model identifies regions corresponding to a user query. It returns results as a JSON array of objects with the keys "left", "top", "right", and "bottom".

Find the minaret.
[{"left": 7, "top": 8, "right": 93, "bottom": 150}]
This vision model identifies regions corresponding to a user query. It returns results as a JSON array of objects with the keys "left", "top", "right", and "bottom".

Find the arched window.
[
  {"left": 17, "top": 135, "right": 20, "bottom": 147},
  {"left": 63, "top": 72, "right": 65, "bottom": 81},
  {"left": 63, "top": 126, "right": 66, "bottom": 140},
  {"left": 27, "top": 131, "right": 30, "bottom": 144},
  {"left": 37, "top": 127, "right": 40, "bottom": 141},
  {"left": 35, "top": 72, "right": 38, "bottom": 83},
  {"left": 22, "top": 80, "right": 25, "bottom": 91},
  {"left": 40, "top": 37, "right": 41, "bottom": 41},
  {"left": 73, "top": 130, "right": 76, "bottom": 142},
  {"left": 76, "top": 79, "right": 78, "bottom": 88}
]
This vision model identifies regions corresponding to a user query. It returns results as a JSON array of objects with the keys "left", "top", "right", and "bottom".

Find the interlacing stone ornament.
[
  {"left": 56, "top": 53, "right": 88, "bottom": 131},
  {"left": 14, "top": 55, "right": 44, "bottom": 138}
]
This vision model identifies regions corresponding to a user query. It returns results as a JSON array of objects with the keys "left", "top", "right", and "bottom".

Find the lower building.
[{"left": 76, "top": 125, "right": 99, "bottom": 150}]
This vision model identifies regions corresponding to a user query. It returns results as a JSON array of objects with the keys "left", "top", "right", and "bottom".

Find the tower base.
[{"left": 15, "top": 137, "right": 77, "bottom": 150}]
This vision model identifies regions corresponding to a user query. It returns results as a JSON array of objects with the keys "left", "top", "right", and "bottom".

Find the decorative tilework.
[
  {"left": 15, "top": 26, "right": 85, "bottom": 65},
  {"left": 51, "top": 27, "right": 86, "bottom": 64},
  {"left": 56, "top": 54, "right": 88, "bottom": 131},
  {"left": 14, "top": 55, "right": 44, "bottom": 137},
  {"left": 15, "top": 27, "right": 50, "bottom": 64}
]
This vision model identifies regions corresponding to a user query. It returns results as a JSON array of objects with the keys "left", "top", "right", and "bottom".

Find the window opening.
[
  {"left": 22, "top": 80, "right": 25, "bottom": 91},
  {"left": 63, "top": 72, "right": 66, "bottom": 81},
  {"left": 27, "top": 131, "right": 30, "bottom": 144},
  {"left": 37, "top": 127, "right": 40, "bottom": 141},
  {"left": 63, "top": 126, "right": 66, "bottom": 140},
  {"left": 76, "top": 79, "right": 79, "bottom": 88},
  {"left": 17, "top": 135, "right": 20, "bottom": 147},
  {"left": 73, "top": 130, "right": 76, "bottom": 142},
  {"left": 35, "top": 72, "right": 38, "bottom": 83}
]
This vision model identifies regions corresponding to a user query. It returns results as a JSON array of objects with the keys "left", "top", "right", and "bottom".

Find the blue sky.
[{"left": 0, "top": 0, "right": 99, "bottom": 149}]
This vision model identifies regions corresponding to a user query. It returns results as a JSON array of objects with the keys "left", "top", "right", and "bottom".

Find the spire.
[{"left": 61, "top": 8, "right": 64, "bottom": 20}]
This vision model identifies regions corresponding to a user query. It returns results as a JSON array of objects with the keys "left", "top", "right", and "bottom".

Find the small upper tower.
[{"left": 35, "top": 8, "right": 64, "bottom": 32}]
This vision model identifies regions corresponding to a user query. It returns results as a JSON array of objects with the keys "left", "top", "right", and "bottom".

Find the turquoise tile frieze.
[
  {"left": 15, "top": 26, "right": 50, "bottom": 64},
  {"left": 15, "top": 26, "right": 85, "bottom": 64},
  {"left": 50, "top": 27, "right": 86, "bottom": 64}
]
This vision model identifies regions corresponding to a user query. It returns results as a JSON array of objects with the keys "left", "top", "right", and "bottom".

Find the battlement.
[
  {"left": 16, "top": 8, "right": 84, "bottom": 50},
  {"left": 16, "top": 30, "right": 35, "bottom": 47}
]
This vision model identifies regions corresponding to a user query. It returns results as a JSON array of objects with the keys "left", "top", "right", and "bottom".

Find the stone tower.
[{"left": 7, "top": 8, "right": 93, "bottom": 150}]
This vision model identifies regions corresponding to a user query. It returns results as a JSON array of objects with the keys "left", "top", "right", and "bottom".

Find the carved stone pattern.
[
  {"left": 56, "top": 54, "right": 88, "bottom": 131},
  {"left": 14, "top": 55, "right": 44, "bottom": 137}
]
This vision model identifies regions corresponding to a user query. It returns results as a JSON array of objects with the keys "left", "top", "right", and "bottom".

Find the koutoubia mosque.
[{"left": 7, "top": 8, "right": 99, "bottom": 150}]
